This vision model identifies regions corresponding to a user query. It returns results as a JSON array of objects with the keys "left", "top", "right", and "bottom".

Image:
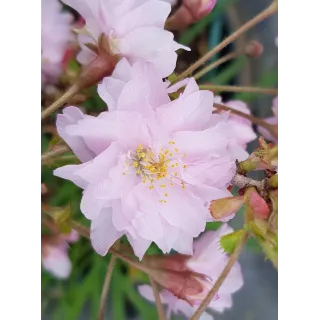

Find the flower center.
[{"left": 123, "top": 142, "right": 188, "bottom": 202}]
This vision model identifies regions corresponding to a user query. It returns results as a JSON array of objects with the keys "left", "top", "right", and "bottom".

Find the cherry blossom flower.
[
  {"left": 41, "top": 0, "right": 74, "bottom": 86},
  {"left": 139, "top": 224, "right": 243, "bottom": 319},
  {"left": 61, "top": 0, "right": 189, "bottom": 78},
  {"left": 41, "top": 230, "right": 79, "bottom": 279},
  {"left": 213, "top": 96, "right": 257, "bottom": 161},
  {"left": 258, "top": 97, "right": 278, "bottom": 143},
  {"left": 54, "top": 61, "right": 243, "bottom": 259}
]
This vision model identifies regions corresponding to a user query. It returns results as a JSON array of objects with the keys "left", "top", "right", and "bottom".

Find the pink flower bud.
[
  {"left": 76, "top": 34, "right": 119, "bottom": 90},
  {"left": 149, "top": 268, "right": 214, "bottom": 306},
  {"left": 245, "top": 40, "right": 264, "bottom": 58},
  {"left": 166, "top": 0, "right": 216, "bottom": 31},
  {"left": 143, "top": 254, "right": 190, "bottom": 272}
]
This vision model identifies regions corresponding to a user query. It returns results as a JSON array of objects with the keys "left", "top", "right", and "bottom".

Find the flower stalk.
[{"left": 174, "top": 1, "right": 278, "bottom": 82}]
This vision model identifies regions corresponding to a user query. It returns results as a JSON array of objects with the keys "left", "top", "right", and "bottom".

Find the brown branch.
[
  {"left": 193, "top": 52, "right": 239, "bottom": 80},
  {"left": 41, "top": 145, "right": 70, "bottom": 163},
  {"left": 174, "top": 1, "right": 278, "bottom": 83},
  {"left": 41, "top": 84, "right": 79, "bottom": 120},
  {"left": 190, "top": 232, "right": 249, "bottom": 320},
  {"left": 200, "top": 85, "right": 278, "bottom": 95},
  {"left": 149, "top": 276, "right": 166, "bottom": 320}
]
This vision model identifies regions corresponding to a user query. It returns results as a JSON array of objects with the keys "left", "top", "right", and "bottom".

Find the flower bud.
[
  {"left": 76, "top": 34, "right": 119, "bottom": 90},
  {"left": 143, "top": 254, "right": 190, "bottom": 272},
  {"left": 245, "top": 40, "right": 264, "bottom": 58},
  {"left": 166, "top": 0, "right": 216, "bottom": 31},
  {"left": 149, "top": 268, "right": 214, "bottom": 306}
]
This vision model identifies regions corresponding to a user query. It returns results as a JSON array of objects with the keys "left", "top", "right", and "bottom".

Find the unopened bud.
[
  {"left": 150, "top": 268, "right": 214, "bottom": 306},
  {"left": 166, "top": 0, "right": 216, "bottom": 31},
  {"left": 245, "top": 40, "right": 264, "bottom": 58},
  {"left": 76, "top": 34, "right": 119, "bottom": 90},
  {"left": 143, "top": 254, "right": 189, "bottom": 272}
]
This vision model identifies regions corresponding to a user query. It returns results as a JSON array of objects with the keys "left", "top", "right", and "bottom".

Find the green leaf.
[
  {"left": 205, "top": 221, "right": 222, "bottom": 231},
  {"left": 257, "top": 237, "right": 278, "bottom": 269},
  {"left": 220, "top": 229, "right": 246, "bottom": 254}
]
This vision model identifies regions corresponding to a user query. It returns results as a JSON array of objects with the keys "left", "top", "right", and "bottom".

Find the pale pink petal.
[
  {"left": 166, "top": 78, "right": 191, "bottom": 94},
  {"left": 42, "top": 245, "right": 71, "bottom": 279},
  {"left": 183, "top": 157, "right": 235, "bottom": 188},
  {"left": 156, "top": 83, "right": 213, "bottom": 133},
  {"left": 138, "top": 285, "right": 156, "bottom": 302},
  {"left": 125, "top": 183, "right": 165, "bottom": 241},
  {"left": 113, "top": 1, "right": 171, "bottom": 37},
  {"left": 62, "top": 0, "right": 101, "bottom": 38},
  {"left": 171, "top": 128, "right": 227, "bottom": 159},
  {"left": 76, "top": 34, "right": 97, "bottom": 65},
  {"left": 116, "top": 78, "right": 154, "bottom": 117},
  {"left": 90, "top": 208, "right": 125, "bottom": 255},
  {"left": 75, "top": 142, "right": 121, "bottom": 183},
  {"left": 53, "top": 163, "right": 89, "bottom": 189},
  {"left": 258, "top": 116, "right": 277, "bottom": 143},
  {"left": 117, "top": 27, "right": 182, "bottom": 77},
  {"left": 57, "top": 107, "right": 95, "bottom": 162},
  {"left": 159, "top": 187, "right": 206, "bottom": 237},
  {"left": 81, "top": 183, "right": 109, "bottom": 219},
  {"left": 126, "top": 234, "right": 152, "bottom": 260}
]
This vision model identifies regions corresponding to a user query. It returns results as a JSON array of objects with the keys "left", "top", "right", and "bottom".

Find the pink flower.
[
  {"left": 213, "top": 97, "right": 257, "bottom": 161},
  {"left": 139, "top": 224, "right": 243, "bottom": 319},
  {"left": 258, "top": 97, "right": 278, "bottom": 143},
  {"left": 54, "top": 61, "right": 241, "bottom": 259},
  {"left": 62, "top": 0, "right": 188, "bottom": 78},
  {"left": 41, "top": 0, "right": 74, "bottom": 86},
  {"left": 41, "top": 231, "right": 79, "bottom": 279}
]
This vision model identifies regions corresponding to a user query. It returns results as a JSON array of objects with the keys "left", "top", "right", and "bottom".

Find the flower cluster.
[
  {"left": 41, "top": 0, "right": 273, "bottom": 316},
  {"left": 54, "top": 59, "right": 254, "bottom": 259}
]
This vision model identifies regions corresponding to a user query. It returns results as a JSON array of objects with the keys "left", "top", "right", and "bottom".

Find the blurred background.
[{"left": 41, "top": 0, "right": 278, "bottom": 318}]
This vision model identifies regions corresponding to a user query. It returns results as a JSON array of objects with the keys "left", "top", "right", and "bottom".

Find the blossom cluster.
[{"left": 40, "top": 0, "right": 269, "bottom": 316}]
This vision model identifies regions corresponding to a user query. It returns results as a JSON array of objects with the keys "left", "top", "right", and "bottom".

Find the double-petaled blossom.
[
  {"left": 41, "top": 0, "right": 74, "bottom": 86},
  {"left": 258, "top": 97, "right": 278, "bottom": 143},
  {"left": 54, "top": 59, "right": 244, "bottom": 259},
  {"left": 139, "top": 224, "right": 243, "bottom": 319},
  {"left": 62, "top": 0, "right": 188, "bottom": 78},
  {"left": 41, "top": 230, "right": 79, "bottom": 279},
  {"left": 213, "top": 97, "right": 257, "bottom": 161}
]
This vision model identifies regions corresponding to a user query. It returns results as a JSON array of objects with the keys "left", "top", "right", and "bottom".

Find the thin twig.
[
  {"left": 149, "top": 276, "right": 166, "bottom": 320},
  {"left": 200, "top": 85, "right": 278, "bottom": 95},
  {"left": 214, "top": 103, "right": 277, "bottom": 139},
  {"left": 41, "top": 145, "right": 70, "bottom": 163},
  {"left": 41, "top": 84, "right": 79, "bottom": 120},
  {"left": 190, "top": 233, "right": 249, "bottom": 320},
  {"left": 174, "top": 1, "right": 278, "bottom": 83},
  {"left": 193, "top": 52, "right": 239, "bottom": 80},
  {"left": 98, "top": 242, "right": 119, "bottom": 320}
]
